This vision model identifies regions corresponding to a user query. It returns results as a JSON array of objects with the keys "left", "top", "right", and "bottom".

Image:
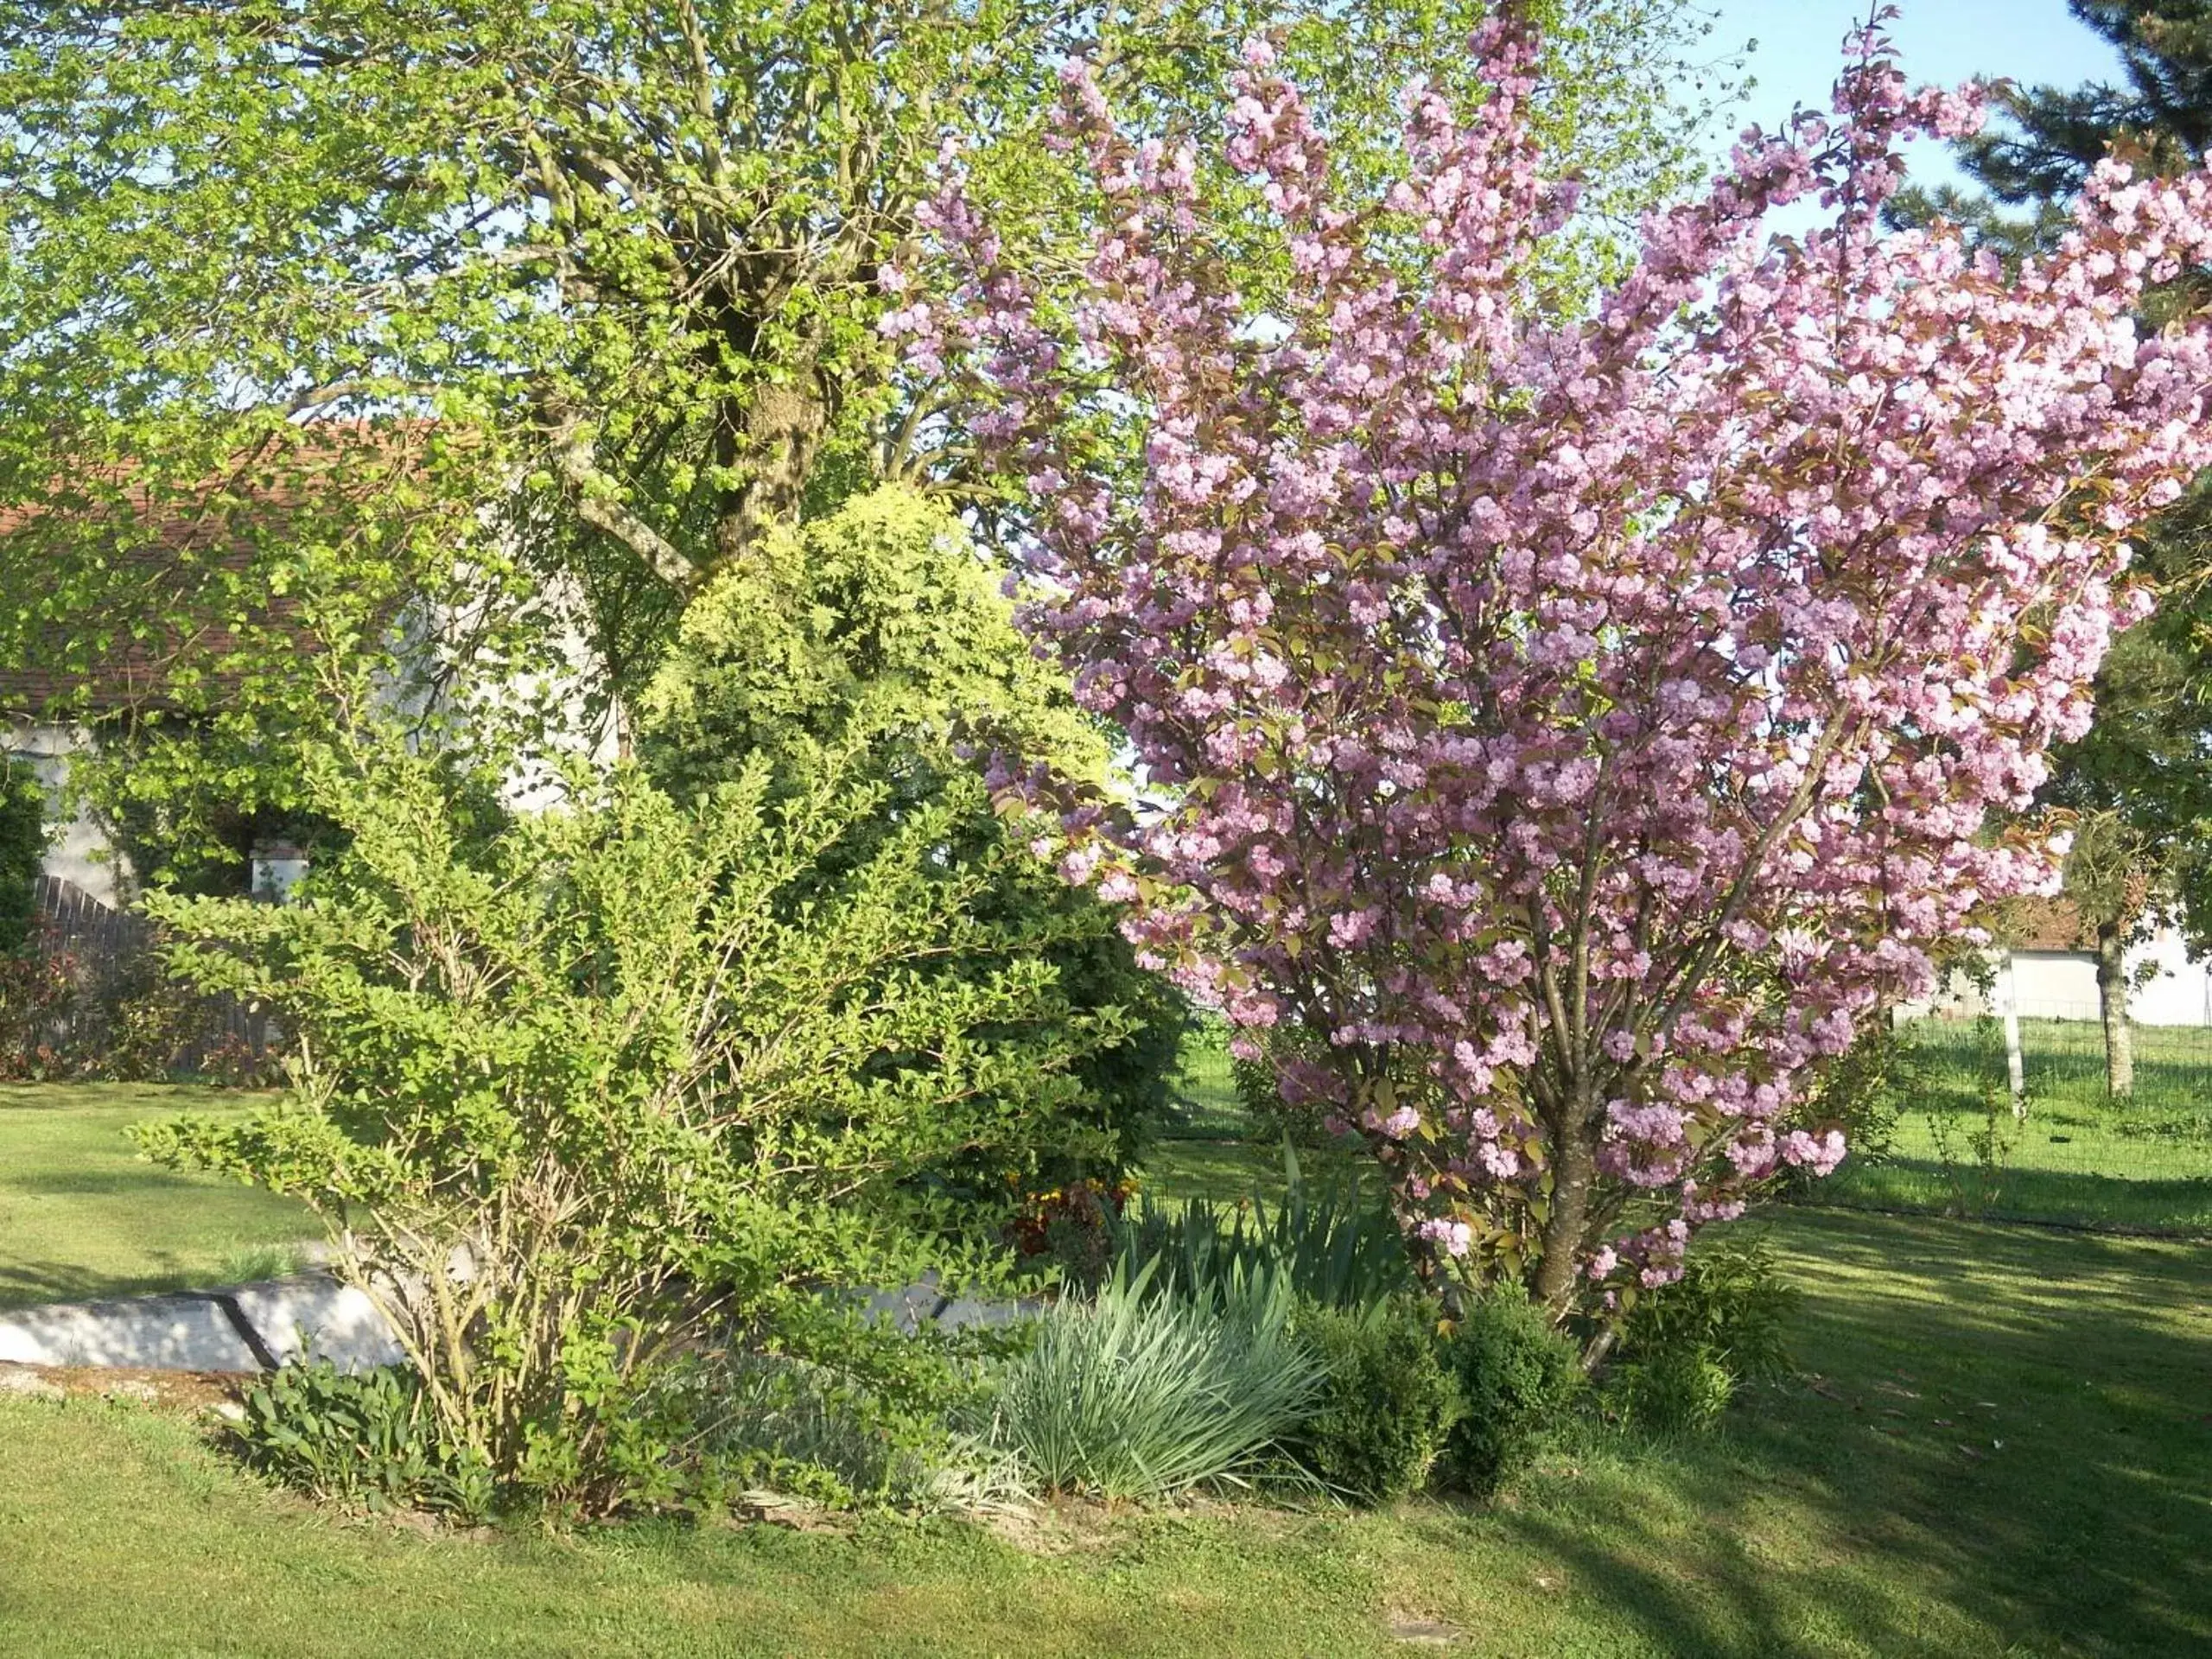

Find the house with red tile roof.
[{"left": 0, "top": 423, "right": 607, "bottom": 918}]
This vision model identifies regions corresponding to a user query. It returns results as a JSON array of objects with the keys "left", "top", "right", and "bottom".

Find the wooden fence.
[
  {"left": 23, "top": 874, "right": 271, "bottom": 1071},
  {"left": 30, "top": 873, "right": 156, "bottom": 968}
]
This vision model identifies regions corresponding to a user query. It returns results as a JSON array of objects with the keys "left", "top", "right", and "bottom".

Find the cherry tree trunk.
[{"left": 1531, "top": 1109, "right": 1595, "bottom": 1313}]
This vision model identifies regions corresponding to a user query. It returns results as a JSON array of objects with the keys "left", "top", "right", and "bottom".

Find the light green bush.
[
  {"left": 135, "top": 721, "right": 1129, "bottom": 1515},
  {"left": 638, "top": 487, "right": 1188, "bottom": 1184},
  {"left": 1620, "top": 1234, "right": 1799, "bottom": 1387},
  {"left": 1611, "top": 1346, "right": 1736, "bottom": 1434}
]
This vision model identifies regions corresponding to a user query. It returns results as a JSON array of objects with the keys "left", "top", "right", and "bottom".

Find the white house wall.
[
  {"left": 2126, "top": 927, "right": 2212, "bottom": 1026},
  {"left": 1910, "top": 931, "right": 2212, "bottom": 1027},
  {"left": 2005, "top": 950, "right": 2101, "bottom": 1020}
]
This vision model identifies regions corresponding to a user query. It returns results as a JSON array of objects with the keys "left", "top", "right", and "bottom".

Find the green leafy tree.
[
  {"left": 1895, "top": 2, "right": 2212, "bottom": 257},
  {"left": 136, "top": 715, "right": 1129, "bottom": 1512},
  {"left": 0, "top": 2, "right": 1734, "bottom": 715},
  {"left": 638, "top": 486, "right": 1186, "bottom": 1175},
  {"left": 0, "top": 761, "right": 46, "bottom": 952},
  {"left": 1899, "top": 1, "right": 2212, "bottom": 1094},
  {"left": 2039, "top": 507, "right": 2212, "bottom": 1095}
]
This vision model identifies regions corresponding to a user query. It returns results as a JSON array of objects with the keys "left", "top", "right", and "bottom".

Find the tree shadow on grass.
[
  {"left": 0, "top": 1255, "right": 224, "bottom": 1311},
  {"left": 1820, "top": 1160, "right": 2212, "bottom": 1235},
  {"left": 1491, "top": 1211, "right": 2212, "bottom": 1658},
  {"left": 13, "top": 1166, "right": 261, "bottom": 1199}
]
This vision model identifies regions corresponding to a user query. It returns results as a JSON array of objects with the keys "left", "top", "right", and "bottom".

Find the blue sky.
[{"left": 1705, "top": 0, "right": 2126, "bottom": 221}]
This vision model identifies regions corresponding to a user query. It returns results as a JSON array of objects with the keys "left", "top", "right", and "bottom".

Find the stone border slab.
[
  {"left": 0, "top": 1273, "right": 405, "bottom": 1375},
  {"left": 0, "top": 1293, "right": 264, "bottom": 1371},
  {"left": 2, "top": 1270, "right": 1020, "bottom": 1375},
  {"left": 216, "top": 1274, "right": 408, "bottom": 1371}
]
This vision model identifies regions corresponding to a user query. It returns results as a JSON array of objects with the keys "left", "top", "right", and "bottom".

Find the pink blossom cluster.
[{"left": 897, "top": 14, "right": 2212, "bottom": 1310}]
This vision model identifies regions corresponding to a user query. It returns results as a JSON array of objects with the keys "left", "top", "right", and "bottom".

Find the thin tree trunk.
[
  {"left": 2094, "top": 921, "right": 2134, "bottom": 1098},
  {"left": 1530, "top": 1101, "right": 1595, "bottom": 1312}
]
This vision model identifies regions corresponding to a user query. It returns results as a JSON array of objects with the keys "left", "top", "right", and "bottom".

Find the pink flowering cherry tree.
[{"left": 893, "top": 14, "right": 2212, "bottom": 1314}]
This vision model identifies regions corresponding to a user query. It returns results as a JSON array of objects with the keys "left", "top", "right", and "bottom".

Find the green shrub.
[
  {"left": 0, "top": 761, "right": 46, "bottom": 954},
  {"left": 0, "top": 944, "right": 76, "bottom": 1080},
  {"left": 637, "top": 487, "right": 1187, "bottom": 1185},
  {"left": 1620, "top": 1234, "right": 1799, "bottom": 1387},
  {"left": 1611, "top": 1346, "right": 1735, "bottom": 1434},
  {"left": 238, "top": 1360, "right": 493, "bottom": 1521},
  {"left": 136, "top": 721, "right": 1131, "bottom": 1516},
  {"left": 1435, "top": 1293, "right": 1585, "bottom": 1498},
  {"left": 1608, "top": 1234, "right": 1800, "bottom": 1434},
  {"left": 0, "top": 922, "right": 275, "bottom": 1086},
  {"left": 1111, "top": 1143, "right": 1411, "bottom": 1313},
  {"left": 988, "top": 1262, "right": 1324, "bottom": 1499},
  {"left": 1288, "top": 1296, "right": 1459, "bottom": 1505}
]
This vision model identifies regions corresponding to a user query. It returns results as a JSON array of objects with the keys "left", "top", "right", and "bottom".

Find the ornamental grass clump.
[
  {"left": 917, "top": 9, "right": 2212, "bottom": 1317},
  {"left": 989, "top": 1261, "right": 1324, "bottom": 1499},
  {"left": 1109, "top": 1143, "right": 1411, "bottom": 1313}
]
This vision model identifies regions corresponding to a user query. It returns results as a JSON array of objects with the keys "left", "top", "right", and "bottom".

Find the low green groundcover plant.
[
  {"left": 238, "top": 1360, "right": 494, "bottom": 1522},
  {"left": 638, "top": 1329, "right": 1029, "bottom": 1513}
]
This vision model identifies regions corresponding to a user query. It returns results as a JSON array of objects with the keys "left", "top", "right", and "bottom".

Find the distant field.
[
  {"left": 1166, "top": 1016, "right": 2212, "bottom": 1235},
  {"left": 1821, "top": 1018, "right": 2212, "bottom": 1234}
]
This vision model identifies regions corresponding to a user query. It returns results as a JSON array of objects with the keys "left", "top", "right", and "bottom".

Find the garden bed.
[{"left": 0, "top": 1083, "right": 2206, "bottom": 1658}]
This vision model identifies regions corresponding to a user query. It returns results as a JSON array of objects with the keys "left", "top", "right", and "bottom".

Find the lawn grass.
[
  {"left": 1818, "top": 1018, "right": 2212, "bottom": 1233},
  {"left": 0, "top": 1083, "right": 315, "bottom": 1308},
  {"left": 3, "top": 1078, "right": 2209, "bottom": 1655}
]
